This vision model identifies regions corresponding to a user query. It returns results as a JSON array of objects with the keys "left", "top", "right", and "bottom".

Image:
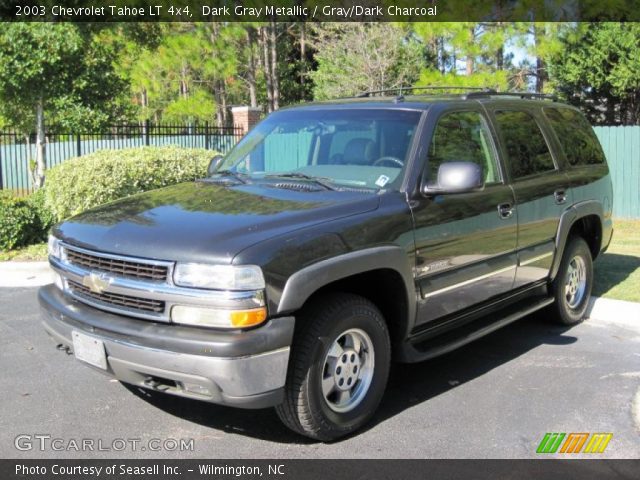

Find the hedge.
[
  {"left": 0, "top": 191, "right": 45, "bottom": 250},
  {"left": 44, "top": 146, "right": 216, "bottom": 221}
]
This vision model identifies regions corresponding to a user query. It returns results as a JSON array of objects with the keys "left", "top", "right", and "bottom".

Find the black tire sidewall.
[
  {"left": 305, "top": 304, "right": 390, "bottom": 435},
  {"left": 554, "top": 237, "right": 593, "bottom": 324}
]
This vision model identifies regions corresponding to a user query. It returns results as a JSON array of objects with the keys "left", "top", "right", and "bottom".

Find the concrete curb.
[
  {"left": 1, "top": 261, "right": 639, "bottom": 324},
  {"left": 0, "top": 261, "right": 51, "bottom": 287},
  {"left": 586, "top": 296, "right": 640, "bottom": 328}
]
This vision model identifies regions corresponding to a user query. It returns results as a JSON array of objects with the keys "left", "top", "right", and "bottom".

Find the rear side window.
[
  {"left": 543, "top": 107, "right": 606, "bottom": 166},
  {"left": 494, "top": 110, "right": 555, "bottom": 179}
]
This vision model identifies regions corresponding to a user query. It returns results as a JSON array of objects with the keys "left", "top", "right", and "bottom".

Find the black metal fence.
[{"left": 0, "top": 122, "right": 243, "bottom": 195}]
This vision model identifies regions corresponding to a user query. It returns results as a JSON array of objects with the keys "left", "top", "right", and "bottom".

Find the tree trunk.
[
  {"left": 299, "top": 22, "right": 306, "bottom": 86},
  {"left": 219, "top": 80, "right": 228, "bottom": 126},
  {"left": 181, "top": 63, "right": 189, "bottom": 99},
  {"left": 260, "top": 26, "right": 274, "bottom": 112},
  {"left": 466, "top": 26, "right": 475, "bottom": 76},
  {"left": 438, "top": 37, "right": 446, "bottom": 74},
  {"left": 247, "top": 27, "right": 258, "bottom": 108},
  {"left": 535, "top": 56, "right": 545, "bottom": 93},
  {"left": 533, "top": 25, "right": 546, "bottom": 93},
  {"left": 269, "top": 20, "right": 279, "bottom": 111},
  {"left": 213, "top": 81, "right": 223, "bottom": 128},
  {"left": 34, "top": 98, "right": 46, "bottom": 189}
]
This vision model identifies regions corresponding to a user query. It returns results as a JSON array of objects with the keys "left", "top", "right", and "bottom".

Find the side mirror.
[
  {"left": 422, "top": 161, "right": 483, "bottom": 195},
  {"left": 207, "top": 155, "right": 224, "bottom": 176}
]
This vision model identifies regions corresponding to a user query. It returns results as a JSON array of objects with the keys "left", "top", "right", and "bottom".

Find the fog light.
[
  {"left": 181, "top": 382, "right": 212, "bottom": 396},
  {"left": 171, "top": 305, "right": 267, "bottom": 329}
]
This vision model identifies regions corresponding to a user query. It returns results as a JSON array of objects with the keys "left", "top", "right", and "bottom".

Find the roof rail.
[
  {"left": 464, "top": 91, "right": 558, "bottom": 101},
  {"left": 356, "top": 86, "right": 491, "bottom": 98}
]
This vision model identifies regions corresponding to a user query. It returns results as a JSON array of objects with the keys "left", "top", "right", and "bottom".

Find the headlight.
[
  {"left": 173, "top": 263, "right": 265, "bottom": 290},
  {"left": 48, "top": 235, "right": 61, "bottom": 259},
  {"left": 171, "top": 305, "right": 267, "bottom": 329}
]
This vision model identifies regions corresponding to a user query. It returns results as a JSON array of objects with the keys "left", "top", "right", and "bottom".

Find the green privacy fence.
[
  {"left": 0, "top": 123, "right": 242, "bottom": 195},
  {"left": 594, "top": 126, "right": 640, "bottom": 219}
]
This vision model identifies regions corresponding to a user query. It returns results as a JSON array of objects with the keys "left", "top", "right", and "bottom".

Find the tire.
[
  {"left": 276, "top": 293, "right": 391, "bottom": 441},
  {"left": 549, "top": 236, "right": 593, "bottom": 325}
]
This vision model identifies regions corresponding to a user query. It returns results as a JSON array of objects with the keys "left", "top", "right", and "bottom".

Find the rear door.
[
  {"left": 488, "top": 107, "right": 568, "bottom": 288},
  {"left": 411, "top": 107, "right": 518, "bottom": 326}
]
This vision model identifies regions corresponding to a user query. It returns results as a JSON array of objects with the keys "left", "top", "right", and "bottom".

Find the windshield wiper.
[
  {"left": 214, "top": 170, "right": 248, "bottom": 184},
  {"left": 265, "top": 172, "right": 337, "bottom": 191}
]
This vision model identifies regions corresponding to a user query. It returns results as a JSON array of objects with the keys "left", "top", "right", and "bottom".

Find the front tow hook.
[{"left": 56, "top": 343, "right": 73, "bottom": 355}]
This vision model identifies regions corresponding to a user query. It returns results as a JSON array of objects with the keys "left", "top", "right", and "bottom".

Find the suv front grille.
[
  {"left": 65, "top": 248, "right": 169, "bottom": 282},
  {"left": 67, "top": 280, "right": 166, "bottom": 314}
]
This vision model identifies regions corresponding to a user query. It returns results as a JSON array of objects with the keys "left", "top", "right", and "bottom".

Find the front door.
[{"left": 411, "top": 109, "right": 518, "bottom": 327}]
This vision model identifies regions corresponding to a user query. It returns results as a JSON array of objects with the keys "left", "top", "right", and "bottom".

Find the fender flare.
[
  {"left": 551, "top": 200, "right": 604, "bottom": 281},
  {"left": 276, "top": 246, "right": 416, "bottom": 332}
]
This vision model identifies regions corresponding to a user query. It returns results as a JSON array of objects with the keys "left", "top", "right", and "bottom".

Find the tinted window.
[
  {"left": 428, "top": 111, "right": 500, "bottom": 184},
  {"left": 544, "top": 107, "right": 606, "bottom": 166},
  {"left": 495, "top": 111, "right": 555, "bottom": 179},
  {"left": 217, "top": 109, "right": 420, "bottom": 190}
]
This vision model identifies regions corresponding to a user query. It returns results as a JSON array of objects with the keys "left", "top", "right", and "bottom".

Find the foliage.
[
  {"left": 310, "top": 23, "right": 422, "bottom": 99},
  {"left": 44, "top": 146, "right": 216, "bottom": 221},
  {"left": 0, "top": 22, "right": 638, "bottom": 129},
  {"left": 28, "top": 188, "right": 55, "bottom": 236},
  {"left": 162, "top": 89, "right": 217, "bottom": 123},
  {"left": 548, "top": 23, "right": 640, "bottom": 125},
  {"left": 0, "top": 192, "right": 41, "bottom": 251},
  {"left": 0, "top": 23, "right": 130, "bottom": 133}
]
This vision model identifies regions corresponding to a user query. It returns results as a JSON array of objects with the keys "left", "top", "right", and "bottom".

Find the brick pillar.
[{"left": 231, "top": 106, "right": 262, "bottom": 135}]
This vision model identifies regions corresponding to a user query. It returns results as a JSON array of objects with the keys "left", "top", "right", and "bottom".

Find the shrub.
[
  {"left": 28, "top": 188, "right": 55, "bottom": 239},
  {"left": 0, "top": 192, "right": 41, "bottom": 250},
  {"left": 44, "top": 146, "right": 216, "bottom": 221}
]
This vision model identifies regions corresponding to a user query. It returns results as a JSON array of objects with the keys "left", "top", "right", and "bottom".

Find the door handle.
[
  {"left": 497, "top": 203, "right": 514, "bottom": 219},
  {"left": 554, "top": 189, "right": 567, "bottom": 204}
]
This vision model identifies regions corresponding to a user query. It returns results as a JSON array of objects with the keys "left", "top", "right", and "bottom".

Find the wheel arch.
[
  {"left": 277, "top": 247, "right": 416, "bottom": 348},
  {"left": 551, "top": 200, "right": 604, "bottom": 281}
]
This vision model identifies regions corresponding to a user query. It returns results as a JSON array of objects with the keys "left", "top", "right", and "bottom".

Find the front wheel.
[
  {"left": 549, "top": 236, "right": 593, "bottom": 325},
  {"left": 276, "top": 293, "right": 391, "bottom": 441}
]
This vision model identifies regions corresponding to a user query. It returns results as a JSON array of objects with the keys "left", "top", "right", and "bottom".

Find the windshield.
[{"left": 216, "top": 108, "right": 422, "bottom": 191}]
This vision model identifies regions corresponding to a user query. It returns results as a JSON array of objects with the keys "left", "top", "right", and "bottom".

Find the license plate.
[{"left": 72, "top": 331, "right": 107, "bottom": 370}]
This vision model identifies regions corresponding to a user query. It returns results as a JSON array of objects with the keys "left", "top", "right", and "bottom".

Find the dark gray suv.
[{"left": 40, "top": 89, "right": 613, "bottom": 440}]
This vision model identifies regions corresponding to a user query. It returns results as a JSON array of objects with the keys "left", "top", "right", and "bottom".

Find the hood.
[{"left": 53, "top": 181, "right": 380, "bottom": 264}]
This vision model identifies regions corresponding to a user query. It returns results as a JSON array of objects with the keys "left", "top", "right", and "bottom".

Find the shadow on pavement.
[{"left": 124, "top": 311, "right": 577, "bottom": 444}]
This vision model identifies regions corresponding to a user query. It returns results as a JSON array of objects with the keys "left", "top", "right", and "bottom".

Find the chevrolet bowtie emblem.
[{"left": 82, "top": 272, "right": 112, "bottom": 294}]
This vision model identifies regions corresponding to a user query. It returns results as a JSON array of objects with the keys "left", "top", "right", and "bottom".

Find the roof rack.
[
  {"left": 464, "top": 90, "right": 558, "bottom": 101},
  {"left": 356, "top": 86, "right": 490, "bottom": 98}
]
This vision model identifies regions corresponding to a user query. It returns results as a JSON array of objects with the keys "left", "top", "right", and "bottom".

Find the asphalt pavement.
[{"left": 1, "top": 286, "right": 638, "bottom": 459}]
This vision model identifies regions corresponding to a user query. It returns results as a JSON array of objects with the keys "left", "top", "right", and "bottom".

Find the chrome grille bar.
[
  {"left": 68, "top": 280, "right": 166, "bottom": 314},
  {"left": 64, "top": 246, "right": 169, "bottom": 282}
]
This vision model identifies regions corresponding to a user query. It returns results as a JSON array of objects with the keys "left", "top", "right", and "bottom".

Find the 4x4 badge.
[{"left": 82, "top": 272, "right": 112, "bottom": 294}]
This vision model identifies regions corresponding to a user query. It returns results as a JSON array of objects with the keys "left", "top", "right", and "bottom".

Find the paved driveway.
[{"left": 1, "top": 286, "right": 638, "bottom": 459}]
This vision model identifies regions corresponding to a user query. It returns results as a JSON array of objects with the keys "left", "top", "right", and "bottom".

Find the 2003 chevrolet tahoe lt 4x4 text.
[{"left": 40, "top": 89, "right": 613, "bottom": 441}]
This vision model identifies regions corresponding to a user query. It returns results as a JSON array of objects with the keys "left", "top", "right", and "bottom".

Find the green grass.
[
  {"left": 592, "top": 220, "right": 640, "bottom": 303},
  {"left": 0, "top": 242, "right": 47, "bottom": 261}
]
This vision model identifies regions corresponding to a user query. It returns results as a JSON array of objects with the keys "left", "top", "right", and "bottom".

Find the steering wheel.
[{"left": 373, "top": 156, "right": 404, "bottom": 168}]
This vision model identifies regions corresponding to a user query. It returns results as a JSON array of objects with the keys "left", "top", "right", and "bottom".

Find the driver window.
[{"left": 428, "top": 111, "right": 500, "bottom": 184}]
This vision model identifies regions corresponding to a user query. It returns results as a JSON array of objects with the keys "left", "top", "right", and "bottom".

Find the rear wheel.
[
  {"left": 276, "top": 293, "right": 391, "bottom": 441},
  {"left": 549, "top": 237, "right": 593, "bottom": 325}
]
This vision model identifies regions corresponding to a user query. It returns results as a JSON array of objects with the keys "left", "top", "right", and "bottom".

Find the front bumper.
[{"left": 39, "top": 285, "right": 295, "bottom": 409}]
